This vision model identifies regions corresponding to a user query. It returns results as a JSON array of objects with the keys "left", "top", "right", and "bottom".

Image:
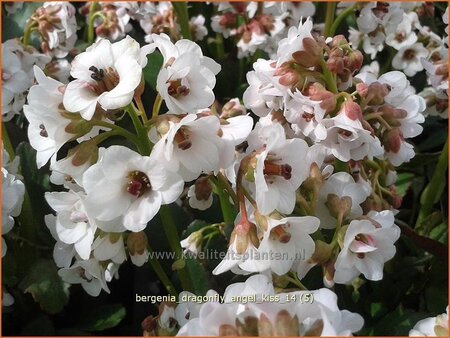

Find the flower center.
[
  {"left": 174, "top": 127, "right": 192, "bottom": 150},
  {"left": 263, "top": 161, "right": 292, "bottom": 180},
  {"left": 89, "top": 65, "right": 120, "bottom": 94},
  {"left": 167, "top": 79, "right": 190, "bottom": 98},
  {"left": 126, "top": 171, "right": 151, "bottom": 198},
  {"left": 403, "top": 49, "right": 416, "bottom": 60},
  {"left": 270, "top": 224, "right": 291, "bottom": 243},
  {"left": 302, "top": 112, "right": 315, "bottom": 122}
]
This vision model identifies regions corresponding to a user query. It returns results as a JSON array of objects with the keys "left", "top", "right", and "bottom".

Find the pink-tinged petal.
[
  {"left": 349, "top": 239, "right": 377, "bottom": 253},
  {"left": 63, "top": 80, "right": 98, "bottom": 120}
]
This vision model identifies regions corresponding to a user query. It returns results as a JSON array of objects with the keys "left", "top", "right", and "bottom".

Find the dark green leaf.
[
  {"left": 20, "top": 315, "right": 55, "bottom": 335},
  {"left": 396, "top": 173, "right": 414, "bottom": 197},
  {"left": 19, "top": 259, "right": 69, "bottom": 314},
  {"left": 185, "top": 257, "right": 210, "bottom": 296},
  {"left": 143, "top": 52, "right": 164, "bottom": 90},
  {"left": 78, "top": 304, "right": 126, "bottom": 331}
]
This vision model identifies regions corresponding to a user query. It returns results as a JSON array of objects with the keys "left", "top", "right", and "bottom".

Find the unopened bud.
[
  {"left": 383, "top": 128, "right": 403, "bottom": 153},
  {"left": 310, "top": 240, "right": 334, "bottom": 263},
  {"left": 340, "top": 100, "right": 362, "bottom": 121},
  {"left": 69, "top": 140, "right": 99, "bottom": 167},
  {"left": 325, "top": 194, "right": 352, "bottom": 220},
  {"left": 127, "top": 231, "right": 148, "bottom": 256},
  {"left": 274, "top": 310, "right": 299, "bottom": 336}
]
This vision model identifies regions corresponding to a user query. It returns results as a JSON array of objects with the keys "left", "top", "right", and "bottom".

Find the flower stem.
[
  {"left": 415, "top": 137, "right": 448, "bottom": 228},
  {"left": 22, "top": 20, "right": 36, "bottom": 46},
  {"left": 217, "top": 172, "right": 238, "bottom": 206},
  {"left": 159, "top": 205, "right": 193, "bottom": 292},
  {"left": 92, "top": 120, "right": 140, "bottom": 145},
  {"left": 324, "top": 2, "right": 337, "bottom": 37},
  {"left": 172, "top": 2, "right": 192, "bottom": 40},
  {"left": 152, "top": 93, "right": 163, "bottom": 120},
  {"left": 319, "top": 58, "right": 338, "bottom": 94},
  {"left": 87, "top": 2, "right": 100, "bottom": 44},
  {"left": 329, "top": 4, "right": 356, "bottom": 36},
  {"left": 126, "top": 104, "right": 152, "bottom": 156},
  {"left": 210, "top": 176, "right": 237, "bottom": 225},
  {"left": 147, "top": 245, "right": 178, "bottom": 297}
]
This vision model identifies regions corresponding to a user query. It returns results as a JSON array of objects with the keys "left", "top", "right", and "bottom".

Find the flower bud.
[
  {"left": 127, "top": 231, "right": 148, "bottom": 256},
  {"left": 383, "top": 128, "right": 403, "bottom": 153},
  {"left": 310, "top": 240, "right": 334, "bottom": 263},
  {"left": 325, "top": 194, "right": 352, "bottom": 220},
  {"left": 274, "top": 310, "right": 300, "bottom": 336},
  {"left": 69, "top": 140, "right": 99, "bottom": 167},
  {"left": 340, "top": 100, "right": 363, "bottom": 121}
]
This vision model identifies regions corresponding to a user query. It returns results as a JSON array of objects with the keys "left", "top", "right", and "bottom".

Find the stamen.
[
  {"left": 264, "top": 162, "right": 292, "bottom": 180},
  {"left": 89, "top": 65, "right": 104, "bottom": 81},
  {"left": 168, "top": 80, "right": 190, "bottom": 98},
  {"left": 174, "top": 128, "right": 192, "bottom": 150},
  {"left": 270, "top": 225, "right": 291, "bottom": 243},
  {"left": 126, "top": 171, "right": 151, "bottom": 197}
]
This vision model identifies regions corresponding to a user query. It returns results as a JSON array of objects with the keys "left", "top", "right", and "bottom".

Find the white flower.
[
  {"left": 251, "top": 123, "right": 310, "bottom": 215},
  {"left": 23, "top": 66, "right": 75, "bottom": 168},
  {"left": 334, "top": 210, "right": 400, "bottom": 284},
  {"left": 212, "top": 215, "right": 264, "bottom": 275},
  {"left": 190, "top": 15, "right": 208, "bottom": 41},
  {"left": 243, "top": 58, "right": 285, "bottom": 117},
  {"left": 223, "top": 274, "right": 275, "bottom": 302},
  {"left": 285, "top": 89, "right": 327, "bottom": 141},
  {"left": 45, "top": 190, "right": 96, "bottom": 260},
  {"left": 150, "top": 114, "right": 226, "bottom": 181},
  {"left": 63, "top": 36, "right": 144, "bottom": 120},
  {"left": 44, "top": 214, "right": 76, "bottom": 268},
  {"left": 39, "top": 2, "right": 78, "bottom": 57},
  {"left": 2, "top": 168, "right": 25, "bottom": 257},
  {"left": 409, "top": 306, "right": 449, "bottom": 336},
  {"left": 145, "top": 33, "right": 220, "bottom": 114},
  {"left": 356, "top": 2, "right": 403, "bottom": 34},
  {"left": 276, "top": 17, "right": 314, "bottom": 66},
  {"left": 385, "top": 13, "right": 418, "bottom": 50},
  {"left": 83, "top": 146, "right": 183, "bottom": 231},
  {"left": 321, "top": 112, "right": 384, "bottom": 163},
  {"left": 237, "top": 32, "right": 268, "bottom": 59},
  {"left": 256, "top": 215, "right": 319, "bottom": 275},
  {"left": 187, "top": 184, "right": 213, "bottom": 211},
  {"left": 177, "top": 277, "right": 364, "bottom": 336},
  {"left": 2, "top": 45, "right": 30, "bottom": 120},
  {"left": 316, "top": 172, "right": 371, "bottom": 229},
  {"left": 2, "top": 290, "right": 15, "bottom": 307},
  {"left": 92, "top": 233, "right": 127, "bottom": 264},
  {"left": 58, "top": 258, "right": 110, "bottom": 296},
  {"left": 392, "top": 43, "right": 429, "bottom": 77}
]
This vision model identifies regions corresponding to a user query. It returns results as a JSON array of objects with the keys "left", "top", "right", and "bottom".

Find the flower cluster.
[{"left": 142, "top": 274, "right": 364, "bottom": 336}]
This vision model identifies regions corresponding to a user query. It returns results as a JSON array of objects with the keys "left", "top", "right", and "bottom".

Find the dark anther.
[{"left": 89, "top": 65, "right": 105, "bottom": 81}]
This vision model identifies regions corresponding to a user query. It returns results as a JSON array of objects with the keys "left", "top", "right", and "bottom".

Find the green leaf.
[
  {"left": 396, "top": 172, "right": 414, "bottom": 197},
  {"left": 78, "top": 304, "right": 126, "bottom": 331},
  {"left": 185, "top": 257, "right": 210, "bottom": 296},
  {"left": 143, "top": 52, "right": 164, "bottom": 90},
  {"left": 19, "top": 259, "right": 69, "bottom": 314},
  {"left": 373, "top": 307, "right": 429, "bottom": 336}
]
